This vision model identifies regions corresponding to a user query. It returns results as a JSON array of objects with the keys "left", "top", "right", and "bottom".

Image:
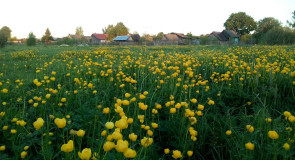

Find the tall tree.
[
  {"left": 287, "top": 10, "right": 295, "bottom": 28},
  {"left": 0, "top": 31, "right": 7, "bottom": 48},
  {"left": 26, "top": 32, "right": 36, "bottom": 46},
  {"left": 224, "top": 12, "right": 257, "bottom": 36},
  {"left": 103, "top": 22, "right": 129, "bottom": 41},
  {"left": 153, "top": 32, "right": 164, "bottom": 41},
  {"left": 0, "top": 26, "right": 12, "bottom": 40},
  {"left": 75, "top": 26, "right": 84, "bottom": 37},
  {"left": 253, "top": 17, "right": 281, "bottom": 43},
  {"left": 41, "top": 28, "right": 54, "bottom": 44}
]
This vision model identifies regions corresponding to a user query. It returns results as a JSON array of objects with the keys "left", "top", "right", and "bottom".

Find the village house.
[
  {"left": 161, "top": 33, "right": 187, "bottom": 44},
  {"left": 208, "top": 30, "right": 239, "bottom": 44},
  {"left": 113, "top": 35, "right": 133, "bottom": 42},
  {"left": 91, "top": 33, "right": 108, "bottom": 44}
]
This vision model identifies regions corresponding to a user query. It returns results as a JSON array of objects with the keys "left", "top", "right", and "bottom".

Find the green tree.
[
  {"left": 103, "top": 22, "right": 129, "bottom": 41},
  {"left": 0, "top": 26, "right": 12, "bottom": 40},
  {"left": 41, "top": 28, "right": 54, "bottom": 44},
  {"left": 224, "top": 12, "right": 257, "bottom": 36},
  {"left": 287, "top": 10, "right": 295, "bottom": 28},
  {"left": 75, "top": 26, "right": 84, "bottom": 37},
  {"left": 260, "top": 26, "right": 295, "bottom": 45},
  {"left": 153, "top": 32, "right": 164, "bottom": 41},
  {"left": 26, "top": 32, "right": 36, "bottom": 46},
  {"left": 0, "top": 32, "right": 7, "bottom": 48},
  {"left": 253, "top": 17, "right": 281, "bottom": 43}
]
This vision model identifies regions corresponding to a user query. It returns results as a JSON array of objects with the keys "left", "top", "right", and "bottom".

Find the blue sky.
[{"left": 0, "top": 0, "right": 294, "bottom": 38}]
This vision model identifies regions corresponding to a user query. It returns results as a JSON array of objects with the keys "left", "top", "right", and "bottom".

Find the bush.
[
  {"left": 26, "top": 32, "right": 36, "bottom": 46},
  {"left": 261, "top": 27, "right": 295, "bottom": 45},
  {"left": 0, "top": 31, "right": 8, "bottom": 48}
]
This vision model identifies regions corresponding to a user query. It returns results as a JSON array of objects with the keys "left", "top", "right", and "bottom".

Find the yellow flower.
[
  {"left": 125, "top": 93, "right": 131, "bottom": 98},
  {"left": 54, "top": 118, "right": 66, "bottom": 128},
  {"left": 245, "top": 142, "right": 254, "bottom": 150},
  {"left": 129, "top": 133, "right": 138, "bottom": 141},
  {"left": 103, "top": 141, "right": 115, "bottom": 152},
  {"left": 24, "top": 146, "right": 29, "bottom": 150},
  {"left": 115, "top": 118, "right": 128, "bottom": 129},
  {"left": 265, "top": 118, "right": 272, "bottom": 123},
  {"left": 147, "top": 130, "right": 153, "bottom": 136},
  {"left": 21, "top": 151, "right": 27, "bottom": 159},
  {"left": 190, "top": 98, "right": 197, "bottom": 103},
  {"left": 127, "top": 118, "right": 133, "bottom": 124},
  {"left": 283, "top": 143, "right": 290, "bottom": 150},
  {"left": 197, "top": 104, "right": 204, "bottom": 110},
  {"left": 208, "top": 100, "right": 215, "bottom": 105},
  {"left": 105, "top": 122, "right": 114, "bottom": 129},
  {"left": 115, "top": 139, "right": 129, "bottom": 153},
  {"left": 112, "top": 131, "right": 123, "bottom": 140},
  {"left": 226, "top": 130, "right": 232, "bottom": 135},
  {"left": 10, "top": 129, "right": 17, "bottom": 134},
  {"left": 246, "top": 125, "right": 254, "bottom": 133},
  {"left": 2, "top": 126, "right": 8, "bottom": 130},
  {"left": 123, "top": 148, "right": 136, "bottom": 158},
  {"left": 2, "top": 88, "right": 8, "bottom": 93},
  {"left": 172, "top": 150, "right": 182, "bottom": 159},
  {"left": 122, "top": 100, "right": 130, "bottom": 106},
  {"left": 0, "top": 145, "right": 5, "bottom": 151},
  {"left": 170, "top": 108, "right": 176, "bottom": 114},
  {"left": 61, "top": 140, "right": 74, "bottom": 152},
  {"left": 33, "top": 118, "right": 44, "bottom": 130},
  {"left": 268, "top": 131, "right": 279, "bottom": 139},
  {"left": 77, "top": 129, "right": 86, "bottom": 137},
  {"left": 78, "top": 148, "right": 92, "bottom": 160},
  {"left": 61, "top": 98, "right": 66, "bottom": 102},
  {"left": 103, "top": 107, "right": 109, "bottom": 114},
  {"left": 164, "top": 148, "right": 170, "bottom": 154},
  {"left": 151, "top": 123, "right": 158, "bottom": 129},
  {"left": 139, "top": 94, "right": 146, "bottom": 99},
  {"left": 187, "top": 150, "right": 193, "bottom": 157},
  {"left": 141, "top": 137, "right": 153, "bottom": 147},
  {"left": 101, "top": 130, "right": 107, "bottom": 136}
]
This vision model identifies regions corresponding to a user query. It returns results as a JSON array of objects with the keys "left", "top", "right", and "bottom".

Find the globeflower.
[
  {"left": 103, "top": 141, "right": 115, "bottom": 152},
  {"left": 61, "top": 140, "right": 74, "bottom": 152},
  {"left": 172, "top": 150, "right": 182, "bottom": 159},
  {"left": 226, "top": 130, "right": 232, "bottom": 135},
  {"left": 21, "top": 151, "right": 27, "bottom": 159},
  {"left": 2, "top": 88, "right": 8, "bottom": 93},
  {"left": 0, "top": 145, "right": 5, "bottom": 151},
  {"left": 77, "top": 129, "right": 86, "bottom": 137},
  {"left": 129, "top": 133, "right": 138, "bottom": 141},
  {"left": 33, "top": 118, "right": 45, "bottom": 130},
  {"left": 115, "top": 118, "right": 128, "bottom": 129},
  {"left": 105, "top": 122, "right": 114, "bottom": 129},
  {"left": 164, "top": 148, "right": 170, "bottom": 154},
  {"left": 245, "top": 142, "right": 254, "bottom": 150},
  {"left": 123, "top": 148, "right": 136, "bottom": 158},
  {"left": 141, "top": 137, "right": 153, "bottom": 147},
  {"left": 283, "top": 143, "right": 290, "bottom": 150},
  {"left": 187, "top": 151, "right": 193, "bottom": 157},
  {"left": 78, "top": 148, "right": 92, "bottom": 160},
  {"left": 54, "top": 118, "right": 66, "bottom": 128},
  {"left": 268, "top": 131, "right": 279, "bottom": 139},
  {"left": 115, "top": 139, "right": 129, "bottom": 152}
]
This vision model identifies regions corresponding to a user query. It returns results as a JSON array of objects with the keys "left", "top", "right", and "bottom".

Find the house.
[
  {"left": 91, "top": 33, "right": 108, "bottom": 43},
  {"left": 208, "top": 30, "right": 239, "bottom": 44},
  {"left": 161, "top": 33, "right": 187, "bottom": 43},
  {"left": 113, "top": 35, "right": 133, "bottom": 42}
]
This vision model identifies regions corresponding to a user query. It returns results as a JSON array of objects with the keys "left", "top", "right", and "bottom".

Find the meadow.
[{"left": 0, "top": 45, "right": 295, "bottom": 160}]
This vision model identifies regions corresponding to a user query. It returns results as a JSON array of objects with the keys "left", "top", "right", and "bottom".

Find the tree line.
[{"left": 0, "top": 11, "right": 295, "bottom": 48}]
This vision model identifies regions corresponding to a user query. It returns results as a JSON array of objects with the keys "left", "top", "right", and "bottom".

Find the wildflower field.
[{"left": 0, "top": 45, "right": 295, "bottom": 160}]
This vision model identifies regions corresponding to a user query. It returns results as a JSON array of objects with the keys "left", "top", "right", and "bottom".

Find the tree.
[
  {"left": 287, "top": 10, "right": 295, "bottom": 28},
  {"left": 224, "top": 12, "right": 257, "bottom": 36},
  {"left": 75, "top": 26, "right": 84, "bottom": 37},
  {"left": 260, "top": 26, "right": 295, "bottom": 45},
  {"left": 153, "top": 32, "right": 164, "bottom": 41},
  {"left": 253, "top": 17, "right": 281, "bottom": 43},
  {"left": 103, "top": 22, "right": 129, "bottom": 41},
  {"left": 131, "top": 34, "right": 140, "bottom": 42},
  {"left": 0, "top": 32, "right": 7, "bottom": 48},
  {"left": 0, "top": 26, "right": 12, "bottom": 40},
  {"left": 141, "top": 33, "right": 153, "bottom": 42},
  {"left": 26, "top": 32, "right": 36, "bottom": 46},
  {"left": 41, "top": 28, "right": 53, "bottom": 44}
]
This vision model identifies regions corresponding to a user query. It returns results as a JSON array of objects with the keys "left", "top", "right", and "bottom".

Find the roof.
[
  {"left": 92, "top": 33, "right": 107, "bottom": 40},
  {"left": 209, "top": 30, "right": 239, "bottom": 41},
  {"left": 113, "top": 36, "right": 130, "bottom": 41}
]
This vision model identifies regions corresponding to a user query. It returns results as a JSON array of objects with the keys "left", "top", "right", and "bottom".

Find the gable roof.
[
  {"left": 92, "top": 33, "right": 107, "bottom": 40},
  {"left": 113, "top": 36, "right": 130, "bottom": 41},
  {"left": 209, "top": 30, "right": 239, "bottom": 41}
]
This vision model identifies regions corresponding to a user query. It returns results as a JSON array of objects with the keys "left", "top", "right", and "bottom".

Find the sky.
[{"left": 0, "top": 0, "right": 294, "bottom": 39}]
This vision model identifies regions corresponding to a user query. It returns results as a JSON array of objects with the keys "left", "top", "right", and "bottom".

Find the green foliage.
[
  {"left": 75, "top": 26, "right": 84, "bottom": 37},
  {"left": 199, "top": 35, "right": 210, "bottom": 45},
  {"left": 253, "top": 17, "right": 281, "bottom": 43},
  {"left": 287, "top": 10, "right": 295, "bottom": 28},
  {"left": 26, "top": 32, "right": 36, "bottom": 46},
  {"left": 0, "top": 31, "right": 8, "bottom": 48},
  {"left": 0, "top": 26, "right": 12, "bottom": 40},
  {"left": 153, "top": 32, "right": 164, "bottom": 41},
  {"left": 224, "top": 12, "right": 257, "bottom": 36},
  {"left": 41, "top": 28, "right": 54, "bottom": 44},
  {"left": 260, "top": 27, "right": 295, "bottom": 45},
  {"left": 103, "top": 22, "right": 129, "bottom": 41},
  {"left": 240, "top": 34, "right": 254, "bottom": 44}
]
